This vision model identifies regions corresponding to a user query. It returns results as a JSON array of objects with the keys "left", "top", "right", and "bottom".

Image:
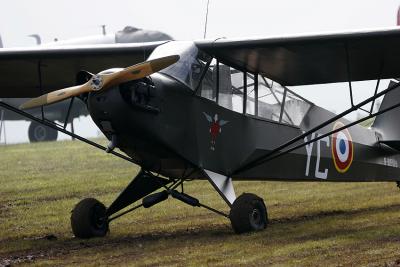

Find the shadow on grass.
[
  {"left": 269, "top": 202, "right": 400, "bottom": 225},
  {"left": 2, "top": 202, "right": 400, "bottom": 264}
]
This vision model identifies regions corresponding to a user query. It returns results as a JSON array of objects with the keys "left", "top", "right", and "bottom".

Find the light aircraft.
[
  {"left": 0, "top": 26, "right": 173, "bottom": 142},
  {"left": 1, "top": 27, "right": 400, "bottom": 238}
]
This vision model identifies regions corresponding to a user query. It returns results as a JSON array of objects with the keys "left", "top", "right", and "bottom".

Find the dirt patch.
[{"left": 0, "top": 225, "right": 231, "bottom": 265}]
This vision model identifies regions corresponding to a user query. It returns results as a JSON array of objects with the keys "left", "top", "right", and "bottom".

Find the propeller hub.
[{"left": 90, "top": 75, "right": 104, "bottom": 91}]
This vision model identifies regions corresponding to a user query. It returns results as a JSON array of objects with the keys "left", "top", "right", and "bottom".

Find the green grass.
[{"left": 1, "top": 140, "right": 400, "bottom": 266}]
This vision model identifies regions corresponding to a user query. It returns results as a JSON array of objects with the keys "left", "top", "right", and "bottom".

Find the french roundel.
[{"left": 331, "top": 122, "right": 354, "bottom": 173}]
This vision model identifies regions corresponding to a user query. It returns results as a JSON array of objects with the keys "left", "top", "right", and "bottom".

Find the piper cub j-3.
[{"left": 2, "top": 27, "right": 400, "bottom": 237}]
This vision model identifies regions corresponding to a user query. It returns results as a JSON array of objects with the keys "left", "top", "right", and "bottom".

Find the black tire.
[
  {"left": 229, "top": 193, "right": 268, "bottom": 234},
  {"left": 28, "top": 122, "right": 58, "bottom": 142},
  {"left": 71, "top": 198, "right": 109, "bottom": 239}
]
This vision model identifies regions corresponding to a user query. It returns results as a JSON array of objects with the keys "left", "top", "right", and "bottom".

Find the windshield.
[{"left": 148, "top": 41, "right": 211, "bottom": 90}]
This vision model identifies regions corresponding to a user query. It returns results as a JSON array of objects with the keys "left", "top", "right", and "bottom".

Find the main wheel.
[
  {"left": 71, "top": 198, "right": 109, "bottom": 238},
  {"left": 28, "top": 121, "right": 58, "bottom": 142},
  {"left": 229, "top": 193, "right": 268, "bottom": 234}
]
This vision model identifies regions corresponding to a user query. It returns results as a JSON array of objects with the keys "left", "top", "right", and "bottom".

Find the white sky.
[{"left": 0, "top": 0, "right": 399, "bottom": 143}]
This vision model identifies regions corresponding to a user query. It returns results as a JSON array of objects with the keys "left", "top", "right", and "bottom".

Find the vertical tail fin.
[
  {"left": 377, "top": 9, "right": 400, "bottom": 149},
  {"left": 397, "top": 5, "right": 400, "bottom": 26},
  {"left": 28, "top": 34, "right": 41, "bottom": 45},
  {"left": 372, "top": 81, "right": 400, "bottom": 150}
]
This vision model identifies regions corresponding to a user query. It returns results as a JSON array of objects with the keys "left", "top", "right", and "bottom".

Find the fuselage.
[
  {"left": 88, "top": 41, "right": 400, "bottom": 182},
  {"left": 87, "top": 73, "right": 400, "bottom": 182}
]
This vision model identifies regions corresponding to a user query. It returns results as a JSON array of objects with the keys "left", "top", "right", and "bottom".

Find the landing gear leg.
[{"left": 70, "top": 169, "right": 170, "bottom": 238}]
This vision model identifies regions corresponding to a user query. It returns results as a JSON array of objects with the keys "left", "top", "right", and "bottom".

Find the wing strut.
[
  {"left": 63, "top": 97, "right": 75, "bottom": 129},
  {"left": 233, "top": 81, "right": 400, "bottom": 175},
  {"left": 369, "top": 59, "right": 385, "bottom": 114},
  {"left": 345, "top": 42, "right": 355, "bottom": 108},
  {"left": 37, "top": 60, "right": 45, "bottom": 121}
]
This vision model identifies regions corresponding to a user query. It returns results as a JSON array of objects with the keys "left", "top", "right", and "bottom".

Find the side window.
[
  {"left": 198, "top": 59, "right": 217, "bottom": 101},
  {"left": 255, "top": 75, "right": 311, "bottom": 126},
  {"left": 217, "top": 64, "right": 232, "bottom": 109},
  {"left": 198, "top": 60, "right": 245, "bottom": 114},
  {"left": 257, "top": 76, "right": 283, "bottom": 122},
  {"left": 219, "top": 65, "right": 244, "bottom": 113},
  {"left": 281, "top": 90, "right": 311, "bottom": 126},
  {"left": 246, "top": 73, "right": 255, "bottom": 115}
]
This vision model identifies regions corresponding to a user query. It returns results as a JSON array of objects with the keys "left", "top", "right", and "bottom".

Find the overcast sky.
[
  {"left": 1, "top": 0, "right": 399, "bottom": 45},
  {"left": 0, "top": 0, "right": 399, "bottom": 143}
]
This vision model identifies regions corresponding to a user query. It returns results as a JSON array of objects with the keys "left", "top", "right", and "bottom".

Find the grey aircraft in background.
[{"left": 0, "top": 26, "right": 173, "bottom": 142}]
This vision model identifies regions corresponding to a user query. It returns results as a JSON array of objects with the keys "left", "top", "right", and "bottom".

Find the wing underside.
[
  {"left": 196, "top": 27, "right": 400, "bottom": 86},
  {"left": 0, "top": 42, "right": 164, "bottom": 97}
]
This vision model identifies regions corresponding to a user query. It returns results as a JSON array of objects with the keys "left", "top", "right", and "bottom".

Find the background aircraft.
[{"left": 0, "top": 26, "right": 173, "bottom": 142}]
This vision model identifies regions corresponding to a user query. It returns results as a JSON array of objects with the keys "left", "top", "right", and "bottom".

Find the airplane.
[
  {"left": 0, "top": 26, "right": 173, "bottom": 142},
  {"left": 1, "top": 27, "right": 400, "bottom": 238}
]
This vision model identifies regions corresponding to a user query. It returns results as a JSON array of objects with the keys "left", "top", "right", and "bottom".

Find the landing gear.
[
  {"left": 71, "top": 198, "right": 108, "bottom": 238},
  {"left": 70, "top": 169, "right": 268, "bottom": 238},
  {"left": 28, "top": 121, "right": 58, "bottom": 142},
  {"left": 70, "top": 170, "right": 170, "bottom": 238},
  {"left": 229, "top": 193, "right": 268, "bottom": 233}
]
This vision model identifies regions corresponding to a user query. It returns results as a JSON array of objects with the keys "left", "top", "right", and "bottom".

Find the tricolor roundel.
[{"left": 331, "top": 121, "right": 354, "bottom": 173}]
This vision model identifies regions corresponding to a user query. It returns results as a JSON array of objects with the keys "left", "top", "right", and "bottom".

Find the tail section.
[
  {"left": 372, "top": 81, "right": 400, "bottom": 150},
  {"left": 0, "top": 34, "right": 3, "bottom": 48}
]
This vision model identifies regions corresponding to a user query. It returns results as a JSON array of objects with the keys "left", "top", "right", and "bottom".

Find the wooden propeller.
[{"left": 20, "top": 55, "right": 180, "bottom": 110}]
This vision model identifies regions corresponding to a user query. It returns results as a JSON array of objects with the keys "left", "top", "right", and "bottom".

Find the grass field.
[{"left": 1, "top": 140, "right": 400, "bottom": 266}]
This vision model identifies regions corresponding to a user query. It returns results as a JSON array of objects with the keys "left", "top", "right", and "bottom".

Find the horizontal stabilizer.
[{"left": 378, "top": 141, "right": 400, "bottom": 151}]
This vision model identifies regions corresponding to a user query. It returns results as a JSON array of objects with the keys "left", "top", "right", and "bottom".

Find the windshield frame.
[{"left": 148, "top": 41, "right": 211, "bottom": 90}]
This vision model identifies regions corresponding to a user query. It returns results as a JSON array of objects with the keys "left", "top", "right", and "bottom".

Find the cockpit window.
[{"left": 148, "top": 41, "right": 211, "bottom": 90}]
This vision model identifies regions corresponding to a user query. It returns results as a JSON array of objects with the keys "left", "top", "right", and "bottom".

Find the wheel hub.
[
  {"left": 92, "top": 205, "right": 107, "bottom": 230},
  {"left": 34, "top": 126, "right": 46, "bottom": 141},
  {"left": 249, "top": 208, "right": 262, "bottom": 228}
]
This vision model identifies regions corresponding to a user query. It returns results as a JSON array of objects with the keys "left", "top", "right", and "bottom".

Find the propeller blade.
[
  {"left": 19, "top": 84, "right": 91, "bottom": 110},
  {"left": 20, "top": 55, "right": 180, "bottom": 110}
]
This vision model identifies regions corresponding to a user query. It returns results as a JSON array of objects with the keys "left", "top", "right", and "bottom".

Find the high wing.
[
  {"left": 0, "top": 42, "right": 165, "bottom": 97},
  {"left": 196, "top": 27, "right": 400, "bottom": 86},
  {"left": 2, "top": 27, "right": 400, "bottom": 98}
]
